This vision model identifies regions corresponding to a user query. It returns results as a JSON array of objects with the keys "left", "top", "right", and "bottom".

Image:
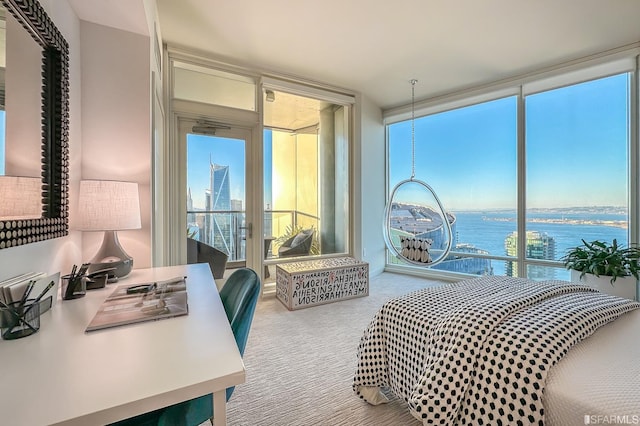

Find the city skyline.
[
  {"left": 187, "top": 134, "right": 246, "bottom": 209},
  {"left": 187, "top": 159, "right": 242, "bottom": 260},
  {"left": 186, "top": 131, "right": 274, "bottom": 210}
]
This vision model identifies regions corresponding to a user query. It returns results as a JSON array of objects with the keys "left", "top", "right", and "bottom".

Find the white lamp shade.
[
  {"left": 78, "top": 180, "right": 141, "bottom": 231},
  {"left": 0, "top": 176, "right": 42, "bottom": 219}
]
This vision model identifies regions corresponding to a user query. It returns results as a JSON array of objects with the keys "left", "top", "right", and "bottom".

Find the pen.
[
  {"left": 0, "top": 298, "right": 18, "bottom": 314},
  {"left": 126, "top": 283, "right": 157, "bottom": 294},
  {"left": 157, "top": 276, "right": 187, "bottom": 286},
  {"left": 76, "top": 263, "right": 90, "bottom": 277},
  {"left": 64, "top": 273, "right": 77, "bottom": 300},
  {"left": 126, "top": 276, "right": 187, "bottom": 295},
  {"left": 22, "top": 280, "right": 55, "bottom": 317},
  {"left": 65, "top": 263, "right": 89, "bottom": 299},
  {"left": 18, "top": 279, "right": 36, "bottom": 308}
]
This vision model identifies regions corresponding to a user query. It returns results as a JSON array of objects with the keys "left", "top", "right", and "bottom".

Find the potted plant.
[{"left": 562, "top": 239, "right": 639, "bottom": 300}]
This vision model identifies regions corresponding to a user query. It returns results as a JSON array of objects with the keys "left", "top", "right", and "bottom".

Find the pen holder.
[
  {"left": 0, "top": 299, "right": 41, "bottom": 340},
  {"left": 61, "top": 274, "right": 87, "bottom": 300}
]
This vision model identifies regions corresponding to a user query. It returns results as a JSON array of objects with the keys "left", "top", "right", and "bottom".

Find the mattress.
[{"left": 545, "top": 308, "right": 640, "bottom": 426}]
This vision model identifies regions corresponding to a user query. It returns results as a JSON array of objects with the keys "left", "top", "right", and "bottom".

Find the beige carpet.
[{"left": 222, "top": 272, "right": 446, "bottom": 426}]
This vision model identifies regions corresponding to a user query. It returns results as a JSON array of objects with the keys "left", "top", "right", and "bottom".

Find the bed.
[{"left": 352, "top": 276, "right": 640, "bottom": 425}]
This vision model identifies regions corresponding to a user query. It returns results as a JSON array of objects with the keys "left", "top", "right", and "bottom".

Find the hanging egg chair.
[{"left": 383, "top": 80, "right": 453, "bottom": 267}]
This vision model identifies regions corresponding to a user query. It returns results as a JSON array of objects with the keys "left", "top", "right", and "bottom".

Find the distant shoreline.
[
  {"left": 453, "top": 207, "right": 627, "bottom": 214},
  {"left": 482, "top": 216, "right": 627, "bottom": 229}
]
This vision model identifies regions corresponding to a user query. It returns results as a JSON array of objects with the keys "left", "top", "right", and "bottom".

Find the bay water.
[{"left": 451, "top": 210, "right": 628, "bottom": 277}]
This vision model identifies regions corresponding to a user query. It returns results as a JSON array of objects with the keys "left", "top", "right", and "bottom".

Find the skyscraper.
[
  {"left": 206, "top": 162, "right": 232, "bottom": 256},
  {"left": 186, "top": 187, "right": 195, "bottom": 225},
  {"left": 504, "top": 230, "right": 556, "bottom": 279},
  {"left": 434, "top": 243, "right": 493, "bottom": 275},
  {"left": 186, "top": 187, "right": 200, "bottom": 239}
]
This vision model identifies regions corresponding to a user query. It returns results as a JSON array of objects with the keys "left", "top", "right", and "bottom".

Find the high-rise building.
[
  {"left": 504, "top": 230, "right": 556, "bottom": 279},
  {"left": 230, "top": 199, "right": 243, "bottom": 211},
  {"left": 230, "top": 199, "right": 244, "bottom": 259},
  {"left": 186, "top": 187, "right": 204, "bottom": 240},
  {"left": 434, "top": 243, "right": 493, "bottom": 275},
  {"left": 211, "top": 164, "right": 230, "bottom": 211},
  {"left": 205, "top": 162, "right": 233, "bottom": 257},
  {"left": 203, "top": 190, "right": 212, "bottom": 245},
  {"left": 186, "top": 187, "right": 195, "bottom": 225}
]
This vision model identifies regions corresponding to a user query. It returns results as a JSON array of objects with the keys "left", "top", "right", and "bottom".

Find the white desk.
[{"left": 0, "top": 264, "right": 244, "bottom": 426}]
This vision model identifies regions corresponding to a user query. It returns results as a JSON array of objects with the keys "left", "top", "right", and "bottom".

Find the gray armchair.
[
  {"left": 278, "top": 229, "right": 314, "bottom": 258},
  {"left": 187, "top": 238, "right": 229, "bottom": 279}
]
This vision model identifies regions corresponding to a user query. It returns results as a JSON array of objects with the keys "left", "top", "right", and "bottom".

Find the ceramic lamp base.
[{"left": 87, "top": 230, "right": 134, "bottom": 279}]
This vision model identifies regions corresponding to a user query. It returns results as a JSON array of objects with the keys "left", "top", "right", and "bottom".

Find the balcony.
[{"left": 187, "top": 209, "right": 320, "bottom": 279}]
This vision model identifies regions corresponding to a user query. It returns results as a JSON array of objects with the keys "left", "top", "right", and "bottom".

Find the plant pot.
[{"left": 570, "top": 270, "right": 637, "bottom": 301}]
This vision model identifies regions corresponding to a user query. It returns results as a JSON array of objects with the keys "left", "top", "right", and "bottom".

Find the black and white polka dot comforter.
[{"left": 352, "top": 276, "right": 640, "bottom": 425}]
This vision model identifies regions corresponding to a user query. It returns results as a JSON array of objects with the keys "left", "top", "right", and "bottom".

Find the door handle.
[{"left": 239, "top": 223, "right": 253, "bottom": 239}]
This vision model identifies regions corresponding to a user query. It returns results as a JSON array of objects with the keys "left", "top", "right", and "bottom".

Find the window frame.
[
  {"left": 158, "top": 48, "right": 357, "bottom": 292},
  {"left": 260, "top": 78, "right": 355, "bottom": 266},
  {"left": 383, "top": 49, "right": 640, "bottom": 280}
]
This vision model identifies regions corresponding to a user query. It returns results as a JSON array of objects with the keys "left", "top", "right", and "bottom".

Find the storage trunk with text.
[{"left": 276, "top": 257, "right": 369, "bottom": 310}]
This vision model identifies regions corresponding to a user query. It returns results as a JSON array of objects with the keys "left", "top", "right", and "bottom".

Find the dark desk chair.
[
  {"left": 187, "top": 238, "right": 229, "bottom": 280},
  {"left": 109, "top": 268, "right": 261, "bottom": 426}
]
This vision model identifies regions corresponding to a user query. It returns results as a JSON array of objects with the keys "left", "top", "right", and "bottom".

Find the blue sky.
[
  {"left": 186, "top": 73, "right": 630, "bottom": 213},
  {"left": 389, "top": 73, "right": 629, "bottom": 211},
  {"left": 187, "top": 134, "right": 246, "bottom": 209},
  {"left": 187, "top": 131, "right": 273, "bottom": 210}
]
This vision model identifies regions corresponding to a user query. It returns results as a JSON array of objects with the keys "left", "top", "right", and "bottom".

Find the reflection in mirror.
[
  {"left": 0, "top": 5, "right": 5, "bottom": 175},
  {"left": 0, "top": 2, "right": 43, "bottom": 221},
  {"left": 4, "top": 3, "right": 41, "bottom": 179},
  {"left": 0, "top": 175, "right": 40, "bottom": 219},
  {"left": 0, "top": 0, "right": 70, "bottom": 249}
]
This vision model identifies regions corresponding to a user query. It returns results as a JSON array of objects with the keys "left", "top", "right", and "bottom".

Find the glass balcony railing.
[{"left": 186, "top": 209, "right": 320, "bottom": 262}]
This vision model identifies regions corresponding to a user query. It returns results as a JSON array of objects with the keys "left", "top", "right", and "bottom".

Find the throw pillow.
[{"left": 291, "top": 230, "right": 310, "bottom": 247}]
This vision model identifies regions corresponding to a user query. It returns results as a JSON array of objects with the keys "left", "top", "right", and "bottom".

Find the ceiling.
[
  {"left": 69, "top": 0, "right": 640, "bottom": 110},
  {"left": 263, "top": 90, "right": 329, "bottom": 133}
]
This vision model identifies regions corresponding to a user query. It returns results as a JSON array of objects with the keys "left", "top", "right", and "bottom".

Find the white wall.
[
  {"left": 0, "top": 0, "right": 381, "bottom": 281},
  {"left": 0, "top": 0, "right": 82, "bottom": 281},
  {"left": 356, "top": 94, "right": 386, "bottom": 275},
  {"left": 0, "top": 1, "right": 154, "bottom": 281},
  {"left": 79, "top": 21, "right": 152, "bottom": 269}
]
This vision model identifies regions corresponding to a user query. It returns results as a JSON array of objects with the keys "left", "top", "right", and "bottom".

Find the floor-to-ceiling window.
[
  {"left": 388, "top": 96, "right": 517, "bottom": 275},
  {"left": 386, "top": 54, "right": 637, "bottom": 280},
  {"left": 262, "top": 85, "right": 352, "bottom": 283},
  {"left": 523, "top": 74, "right": 631, "bottom": 279}
]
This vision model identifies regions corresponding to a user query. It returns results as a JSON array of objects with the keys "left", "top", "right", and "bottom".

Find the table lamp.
[
  {"left": 0, "top": 176, "right": 42, "bottom": 220},
  {"left": 78, "top": 180, "right": 141, "bottom": 279}
]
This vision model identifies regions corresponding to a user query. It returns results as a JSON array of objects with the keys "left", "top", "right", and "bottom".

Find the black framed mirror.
[{"left": 0, "top": 0, "right": 69, "bottom": 249}]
